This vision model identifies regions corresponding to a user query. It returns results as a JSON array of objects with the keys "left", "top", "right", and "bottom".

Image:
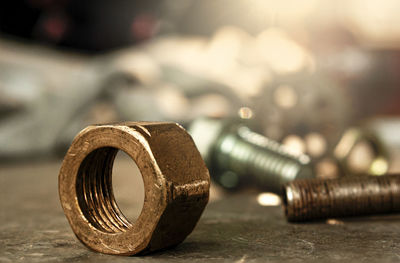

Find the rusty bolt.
[
  {"left": 59, "top": 122, "right": 210, "bottom": 255},
  {"left": 283, "top": 174, "right": 400, "bottom": 222}
]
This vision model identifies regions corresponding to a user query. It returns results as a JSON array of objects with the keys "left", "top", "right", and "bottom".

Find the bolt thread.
[
  {"left": 283, "top": 174, "right": 400, "bottom": 222},
  {"left": 213, "top": 126, "right": 313, "bottom": 192}
]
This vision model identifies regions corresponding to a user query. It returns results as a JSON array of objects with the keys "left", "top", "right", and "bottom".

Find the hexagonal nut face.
[{"left": 59, "top": 122, "right": 210, "bottom": 255}]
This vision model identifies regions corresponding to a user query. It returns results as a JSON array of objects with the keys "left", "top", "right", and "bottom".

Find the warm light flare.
[{"left": 257, "top": 192, "right": 282, "bottom": 206}]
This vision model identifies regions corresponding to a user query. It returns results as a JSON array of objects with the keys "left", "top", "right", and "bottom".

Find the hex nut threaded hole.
[{"left": 76, "top": 147, "right": 144, "bottom": 233}]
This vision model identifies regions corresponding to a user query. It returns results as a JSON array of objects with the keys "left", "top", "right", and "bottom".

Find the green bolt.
[{"left": 189, "top": 117, "right": 314, "bottom": 193}]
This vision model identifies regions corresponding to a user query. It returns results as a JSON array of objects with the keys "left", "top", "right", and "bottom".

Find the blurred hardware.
[
  {"left": 334, "top": 127, "right": 389, "bottom": 176},
  {"left": 0, "top": 39, "right": 242, "bottom": 160},
  {"left": 364, "top": 118, "right": 400, "bottom": 174},
  {"left": 283, "top": 174, "right": 400, "bottom": 222},
  {"left": 59, "top": 122, "right": 210, "bottom": 255},
  {"left": 189, "top": 117, "right": 314, "bottom": 193},
  {"left": 0, "top": 40, "right": 102, "bottom": 159},
  {"left": 253, "top": 72, "right": 349, "bottom": 157},
  {"left": 2, "top": 25, "right": 400, "bottom": 162}
]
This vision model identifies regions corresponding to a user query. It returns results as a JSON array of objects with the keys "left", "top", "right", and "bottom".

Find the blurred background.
[{"left": 1, "top": 0, "right": 400, "bottom": 209}]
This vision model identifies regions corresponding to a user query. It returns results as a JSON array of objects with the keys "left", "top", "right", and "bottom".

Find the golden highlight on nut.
[{"left": 58, "top": 122, "right": 210, "bottom": 255}]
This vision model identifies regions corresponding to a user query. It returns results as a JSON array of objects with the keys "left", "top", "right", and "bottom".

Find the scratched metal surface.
[{"left": 1, "top": 160, "right": 400, "bottom": 262}]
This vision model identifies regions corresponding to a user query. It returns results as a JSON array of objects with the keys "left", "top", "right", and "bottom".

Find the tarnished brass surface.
[{"left": 59, "top": 122, "right": 210, "bottom": 255}]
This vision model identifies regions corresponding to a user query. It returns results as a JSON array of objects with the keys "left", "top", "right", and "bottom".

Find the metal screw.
[
  {"left": 189, "top": 117, "right": 314, "bottom": 193},
  {"left": 283, "top": 174, "right": 400, "bottom": 222}
]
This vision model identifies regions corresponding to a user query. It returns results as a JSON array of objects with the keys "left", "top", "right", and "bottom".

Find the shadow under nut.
[{"left": 58, "top": 122, "right": 210, "bottom": 255}]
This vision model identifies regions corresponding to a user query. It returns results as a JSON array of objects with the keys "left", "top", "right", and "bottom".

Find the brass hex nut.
[{"left": 59, "top": 122, "right": 210, "bottom": 255}]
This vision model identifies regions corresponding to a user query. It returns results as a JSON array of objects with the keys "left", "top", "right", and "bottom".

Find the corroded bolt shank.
[
  {"left": 283, "top": 174, "right": 400, "bottom": 222},
  {"left": 59, "top": 122, "right": 210, "bottom": 255}
]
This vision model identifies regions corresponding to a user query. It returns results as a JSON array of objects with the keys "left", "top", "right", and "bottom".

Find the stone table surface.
[{"left": 1, "top": 159, "right": 400, "bottom": 263}]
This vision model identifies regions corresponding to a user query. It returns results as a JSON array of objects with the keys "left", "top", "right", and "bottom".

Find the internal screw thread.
[
  {"left": 77, "top": 147, "right": 131, "bottom": 233},
  {"left": 283, "top": 174, "right": 400, "bottom": 222},
  {"left": 209, "top": 122, "right": 314, "bottom": 193}
]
